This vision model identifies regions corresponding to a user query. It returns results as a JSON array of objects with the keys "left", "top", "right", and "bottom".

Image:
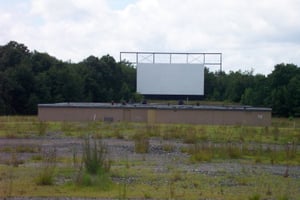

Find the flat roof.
[{"left": 38, "top": 102, "right": 272, "bottom": 112}]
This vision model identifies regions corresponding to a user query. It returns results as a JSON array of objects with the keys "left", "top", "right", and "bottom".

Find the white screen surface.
[{"left": 137, "top": 63, "right": 204, "bottom": 95}]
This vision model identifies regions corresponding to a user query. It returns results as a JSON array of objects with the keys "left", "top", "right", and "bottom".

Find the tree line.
[
  {"left": 0, "top": 41, "right": 299, "bottom": 117},
  {"left": 0, "top": 41, "right": 136, "bottom": 115},
  {"left": 205, "top": 64, "right": 300, "bottom": 117}
]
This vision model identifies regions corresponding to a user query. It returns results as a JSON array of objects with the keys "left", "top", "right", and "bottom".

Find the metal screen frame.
[{"left": 120, "top": 52, "right": 222, "bottom": 71}]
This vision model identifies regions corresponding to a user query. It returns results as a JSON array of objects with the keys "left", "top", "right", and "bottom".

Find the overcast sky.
[{"left": 1, "top": 0, "right": 300, "bottom": 75}]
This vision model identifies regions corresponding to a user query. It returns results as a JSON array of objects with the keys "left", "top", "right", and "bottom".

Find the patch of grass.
[
  {"left": 188, "top": 143, "right": 213, "bottom": 162},
  {"left": 185, "top": 141, "right": 300, "bottom": 164},
  {"left": 31, "top": 155, "right": 43, "bottom": 161},
  {"left": 278, "top": 195, "right": 289, "bottom": 200},
  {"left": 133, "top": 133, "right": 150, "bottom": 153},
  {"left": 1, "top": 145, "right": 41, "bottom": 153},
  {"left": 36, "top": 121, "right": 48, "bottom": 136},
  {"left": 182, "top": 128, "right": 198, "bottom": 144},
  {"left": 0, "top": 146, "right": 13, "bottom": 153},
  {"left": 0, "top": 116, "right": 299, "bottom": 144},
  {"left": 4, "top": 151, "right": 24, "bottom": 167},
  {"left": 4, "top": 133, "right": 18, "bottom": 139},
  {"left": 146, "top": 125, "right": 161, "bottom": 137},
  {"left": 1, "top": 166, "right": 14, "bottom": 198},
  {"left": 272, "top": 127, "right": 280, "bottom": 141},
  {"left": 76, "top": 171, "right": 112, "bottom": 190},
  {"left": 111, "top": 128, "right": 124, "bottom": 139},
  {"left": 16, "top": 145, "right": 41, "bottom": 153},
  {"left": 36, "top": 168, "right": 55, "bottom": 185},
  {"left": 161, "top": 125, "right": 185, "bottom": 139},
  {"left": 198, "top": 127, "right": 209, "bottom": 142},
  {"left": 35, "top": 148, "right": 57, "bottom": 185},
  {"left": 272, "top": 117, "right": 300, "bottom": 128},
  {"left": 225, "top": 143, "right": 243, "bottom": 159},
  {"left": 162, "top": 143, "right": 174, "bottom": 152},
  {"left": 248, "top": 193, "right": 261, "bottom": 200}
]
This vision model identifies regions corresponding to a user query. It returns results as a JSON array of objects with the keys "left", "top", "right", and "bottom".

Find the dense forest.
[{"left": 0, "top": 41, "right": 300, "bottom": 117}]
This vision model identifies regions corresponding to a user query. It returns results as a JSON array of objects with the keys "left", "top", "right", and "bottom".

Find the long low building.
[{"left": 38, "top": 102, "right": 272, "bottom": 126}]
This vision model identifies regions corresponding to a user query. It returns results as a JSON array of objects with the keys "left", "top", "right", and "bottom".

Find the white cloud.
[{"left": 0, "top": 0, "right": 299, "bottom": 74}]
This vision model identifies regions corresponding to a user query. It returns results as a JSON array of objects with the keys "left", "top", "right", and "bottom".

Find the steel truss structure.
[{"left": 120, "top": 52, "right": 222, "bottom": 71}]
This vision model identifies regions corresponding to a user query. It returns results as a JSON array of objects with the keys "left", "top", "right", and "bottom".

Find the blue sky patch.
[{"left": 107, "top": 0, "right": 137, "bottom": 10}]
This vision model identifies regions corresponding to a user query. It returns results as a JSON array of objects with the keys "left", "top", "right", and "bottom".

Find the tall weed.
[
  {"left": 82, "top": 136, "right": 110, "bottom": 175},
  {"left": 76, "top": 136, "right": 112, "bottom": 189}
]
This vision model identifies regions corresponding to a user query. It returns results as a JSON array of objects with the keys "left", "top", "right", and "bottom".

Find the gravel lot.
[{"left": 1, "top": 135, "right": 300, "bottom": 199}]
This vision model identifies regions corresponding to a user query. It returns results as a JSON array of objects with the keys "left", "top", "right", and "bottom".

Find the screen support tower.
[{"left": 120, "top": 52, "right": 222, "bottom": 72}]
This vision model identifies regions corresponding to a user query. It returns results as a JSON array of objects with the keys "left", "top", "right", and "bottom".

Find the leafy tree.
[
  {"left": 268, "top": 63, "right": 300, "bottom": 116},
  {"left": 241, "top": 74, "right": 268, "bottom": 106},
  {"left": 204, "top": 68, "right": 216, "bottom": 99},
  {"left": 31, "top": 51, "right": 57, "bottom": 73},
  {"left": 0, "top": 41, "right": 30, "bottom": 70},
  {"left": 287, "top": 75, "right": 300, "bottom": 116},
  {"left": 204, "top": 63, "right": 299, "bottom": 117}
]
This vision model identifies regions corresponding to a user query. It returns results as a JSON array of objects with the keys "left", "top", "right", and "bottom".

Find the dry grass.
[{"left": 133, "top": 132, "right": 150, "bottom": 153}]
